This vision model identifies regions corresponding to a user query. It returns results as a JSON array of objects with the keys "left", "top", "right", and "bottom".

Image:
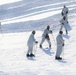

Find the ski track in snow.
[{"left": 0, "top": 0, "right": 76, "bottom": 75}]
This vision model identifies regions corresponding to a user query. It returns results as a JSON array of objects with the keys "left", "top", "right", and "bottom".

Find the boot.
[
  {"left": 30, "top": 53, "right": 35, "bottom": 57},
  {"left": 55, "top": 56, "right": 62, "bottom": 60},
  {"left": 40, "top": 45, "right": 42, "bottom": 48},
  {"left": 26, "top": 54, "right": 30, "bottom": 57}
]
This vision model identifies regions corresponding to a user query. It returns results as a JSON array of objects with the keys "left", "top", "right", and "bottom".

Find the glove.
[
  {"left": 62, "top": 23, "right": 64, "bottom": 25},
  {"left": 50, "top": 30, "right": 52, "bottom": 34},
  {"left": 35, "top": 41, "right": 38, "bottom": 43},
  {"left": 62, "top": 43, "right": 64, "bottom": 46},
  {"left": 67, "top": 21, "right": 68, "bottom": 23},
  {"left": 66, "top": 11, "right": 68, "bottom": 14}
]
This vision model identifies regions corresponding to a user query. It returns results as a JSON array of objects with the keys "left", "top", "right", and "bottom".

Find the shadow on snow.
[{"left": 41, "top": 48, "right": 54, "bottom": 56}]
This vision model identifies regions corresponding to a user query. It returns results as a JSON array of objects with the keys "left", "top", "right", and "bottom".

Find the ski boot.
[
  {"left": 55, "top": 56, "right": 62, "bottom": 60},
  {"left": 30, "top": 53, "right": 35, "bottom": 57},
  {"left": 40, "top": 45, "right": 42, "bottom": 48},
  {"left": 26, "top": 54, "right": 30, "bottom": 57}
]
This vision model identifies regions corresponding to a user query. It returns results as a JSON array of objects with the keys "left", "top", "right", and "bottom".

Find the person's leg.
[
  {"left": 30, "top": 46, "right": 35, "bottom": 56},
  {"left": 40, "top": 37, "right": 45, "bottom": 48},
  {"left": 27, "top": 46, "right": 31, "bottom": 54},
  {"left": 64, "top": 24, "right": 68, "bottom": 34},
  {"left": 46, "top": 37, "right": 51, "bottom": 47},
  {"left": 55, "top": 46, "right": 62, "bottom": 59},
  {"left": 26, "top": 46, "right": 32, "bottom": 56},
  {"left": 60, "top": 25, "right": 63, "bottom": 31}
]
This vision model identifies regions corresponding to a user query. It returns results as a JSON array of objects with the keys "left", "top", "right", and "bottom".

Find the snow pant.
[
  {"left": 62, "top": 14, "right": 68, "bottom": 22},
  {"left": 60, "top": 24, "right": 67, "bottom": 33},
  {"left": 27, "top": 45, "right": 33, "bottom": 54},
  {"left": 40, "top": 36, "right": 51, "bottom": 46},
  {"left": 56, "top": 45, "right": 63, "bottom": 57},
  {"left": 66, "top": 15, "right": 68, "bottom": 22}
]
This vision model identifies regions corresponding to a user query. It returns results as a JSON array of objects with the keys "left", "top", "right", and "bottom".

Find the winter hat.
[
  {"left": 47, "top": 25, "right": 50, "bottom": 30},
  {"left": 59, "top": 31, "right": 63, "bottom": 34},
  {"left": 64, "top": 5, "right": 66, "bottom": 8},
  {"left": 32, "top": 30, "right": 35, "bottom": 35}
]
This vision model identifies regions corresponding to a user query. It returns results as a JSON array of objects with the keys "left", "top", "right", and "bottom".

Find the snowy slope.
[{"left": 0, "top": 0, "right": 76, "bottom": 75}]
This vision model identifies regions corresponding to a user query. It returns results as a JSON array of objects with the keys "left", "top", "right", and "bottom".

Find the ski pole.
[
  {"left": 34, "top": 42, "right": 38, "bottom": 56},
  {"left": 62, "top": 46, "right": 64, "bottom": 59}
]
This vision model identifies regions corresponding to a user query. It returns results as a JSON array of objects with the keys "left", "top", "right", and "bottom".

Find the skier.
[
  {"left": 55, "top": 31, "right": 64, "bottom": 60},
  {"left": 26, "top": 31, "right": 38, "bottom": 57},
  {"left": 60, "top": 16, "right": 68, "bottom": 34},
  {"left": 61, "top": 5, "right": 69, "bottom": 22},
  {"left": 40, "top": 25, "right": 52, "bottom": 48}
]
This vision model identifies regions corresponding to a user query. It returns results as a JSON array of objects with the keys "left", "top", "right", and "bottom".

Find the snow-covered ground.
[{"left": 0, "top": 0, "right": 76, "bottom": 75}]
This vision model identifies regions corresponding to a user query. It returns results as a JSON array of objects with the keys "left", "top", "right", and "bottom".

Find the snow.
[
  {"left": 0, "top": 0, "right": 76, "bottom": 75},
  {"left": 0, "top": 0, "right": 22, "bottom": 5}
]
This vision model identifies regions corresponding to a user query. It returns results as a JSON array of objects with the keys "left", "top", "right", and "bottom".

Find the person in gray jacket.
[
  {"left": 55, "top": 31, "right": 64, "bottom": 60},
  {"left": 40, "top": 25, "right": 52, "bottom": 48},
  {"left": 61, "top": 5, "right": 68, "bottom": 22},
  {"left": 26, "top": 31, "right": 38, "bottom": 57},
  {"left": 60, "top": 16, "right": 68, "bottom": 34}
]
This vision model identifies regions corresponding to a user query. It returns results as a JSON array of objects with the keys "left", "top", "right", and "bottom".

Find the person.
[
  {"left": 55, "top": 31, "right": 64, "bottom": 60},
  {"left": 40, "top": 25, "right": 52, "bottom": 48},
  {"left": 26, "top": 31, "right": 38, "bottom": 57},
  {"left": 61, "top": 5, "right": 69, "bottom": 22},
  {"left": 60, "top": 16, "right": 68, "bottom": 34}
]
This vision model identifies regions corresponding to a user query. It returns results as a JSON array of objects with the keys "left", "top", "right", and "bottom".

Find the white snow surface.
[{"left": 0, "top": 0, "right": 76, "bottom": 75}]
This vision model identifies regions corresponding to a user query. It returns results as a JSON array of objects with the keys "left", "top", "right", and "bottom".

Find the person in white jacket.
[
  {"left": 61, "top": 5, "right": 68, "bottom": 22},
  {"left": 55, "top": 31, "right": 64, "bottom": 60},
  {"left": 40, "top": 25, "right": 52, "bottom": 48},
  {"left": 60, "top": 16, "right": 68, "bottom": 34},
  {"left": 26, "top": 31, "right": 38, "bottom": 57}
]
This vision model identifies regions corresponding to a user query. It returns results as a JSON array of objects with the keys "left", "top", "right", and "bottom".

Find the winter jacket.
[
  {"left": 27, "top": 34, "right": 36, "bottom": 47},
  {"left": 60, "top": 18, "right": 68, "bottom": 25},
  {"left": 62, "top": 7, "right": 68, "bottom": 16},
  {"left": 56, "top": 34, "right": 64, "bottom": 57},
  {"left": 56, "top": 34, "right": 64, "bottom": 46},
  {"left": 42, "top": 28, "right": 52, "bottom": 37}
]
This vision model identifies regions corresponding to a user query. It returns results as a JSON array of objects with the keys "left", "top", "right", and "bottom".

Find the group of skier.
[{"left": 26, "top": 5, "right": 69, "bottom": 60}]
